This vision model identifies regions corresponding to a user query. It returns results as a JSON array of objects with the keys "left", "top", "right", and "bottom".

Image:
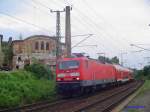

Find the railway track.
[
  {"left": 0, "top": 80, "right": 144, "bottom": 112},
  {"left": 76, "top": 80, "right": 144, "bottom": 112}
]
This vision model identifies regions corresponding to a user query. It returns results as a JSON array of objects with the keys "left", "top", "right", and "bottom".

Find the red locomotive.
[{"left": 56, "top": 56, "right": 133, "bottom": 95}]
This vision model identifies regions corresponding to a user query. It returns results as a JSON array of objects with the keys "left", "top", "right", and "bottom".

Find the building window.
[
  {"left": 35, "top": 41, "right": 39, "bottom": 50},
  {"left": 41, "top": 41, "right": 44, "bottom": 50},
  {"left": 46, "top": 42, "right": 49, "bottom": 50}
]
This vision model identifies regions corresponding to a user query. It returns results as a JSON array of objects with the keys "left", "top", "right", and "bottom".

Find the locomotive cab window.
[{"left": 59, "top": 60, "right": 79, "bottom": 70}]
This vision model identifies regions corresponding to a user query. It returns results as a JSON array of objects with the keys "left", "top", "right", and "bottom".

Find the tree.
[
  {"left": 143, "top": 65, "right": 150, "bottom": 76},
  {"left": 98, "top": 56, "right": 120, "bottom": 64},
  {"left": 24, "top": 63, "right": 53, "bottom": 79},
  {"left": 111, "top": 56, "right": 119, "bottom": 64},
  {"left": 0, "top": 51, "right": 4, "bottom": 66},
  {"left": 98, "top": 56, "right": 111, "bottom": 63},
  {"left": 2, "top": 42, "right": 13, "bottom": 67}
]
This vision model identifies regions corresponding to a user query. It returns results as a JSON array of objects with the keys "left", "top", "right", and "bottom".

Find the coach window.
[
  {"left": 41, "top": 41, "right": 44, "bottom": 50},
  {"left": 46, "top": 42, "right": 49, "bottom": 50},
  {"left": 35, "top": 41, "right": 39, "bottom": 50}
]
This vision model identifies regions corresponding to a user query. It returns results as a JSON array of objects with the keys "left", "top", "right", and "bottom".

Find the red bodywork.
[
  {"left": 56, "top": 57, "right": 133, "bottom": 94},
  {"left": 114, "top": 65, "right": 133, "bottom": 82},
  {"left": 56, "top": 57, "right": 116, "bottom": 82}
]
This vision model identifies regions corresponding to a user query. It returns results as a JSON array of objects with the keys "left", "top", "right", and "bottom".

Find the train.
[{"left": 56, "top": 56, "right": 134, "bottom": 96}]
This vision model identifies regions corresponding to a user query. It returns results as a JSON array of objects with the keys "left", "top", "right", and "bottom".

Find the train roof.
[
  {"left": 113, "top": 64, "right": 133, "bottom": 72},
  {"left": 58, "top": 57, "right": 133, "bottom": 72},
  {"left": 58, "top": 57, "right": 89, "bottom": 61}
]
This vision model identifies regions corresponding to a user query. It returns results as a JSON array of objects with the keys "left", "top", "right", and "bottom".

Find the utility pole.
[
  {"left": 65, "top": 6, "right": 72, "bottom": 57},
  {"left": 50, "top": 9, "right": 65, "bottom": 59}
]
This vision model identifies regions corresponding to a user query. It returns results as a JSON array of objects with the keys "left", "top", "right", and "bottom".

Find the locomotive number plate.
[{"left": 64, "top": 77, "right": 72, "bottom": 81}]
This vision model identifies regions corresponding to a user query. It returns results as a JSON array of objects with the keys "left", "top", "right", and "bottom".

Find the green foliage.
[
  {"left": 0, "top": 70, "right": 56, "bottom": 108},
  {"left": 135, "top": 65, "right": 150, "bottom": 80},
  {"left": 24, "top": 63, "right": 53, "bottom": 79},
  {"left": 0, "top": 51, "right": 4, "bottom": 66},
  {"left": 127, "top": 80, "right": 150, "bottom": 112},
  {"left": 111, "top": 56, "right": 119, "bottom": 64},
  {"left": 98, "top": 56, "right": 111, "bottom": 63},
  {"left": 98, "top": 56, "right": 120, "bottom": 64},
  {"left": 138, "top": 80, "right": 150, "bottom": 96},
  {"left": 2, "top": 42, "right": 13, "bottom": 66}
]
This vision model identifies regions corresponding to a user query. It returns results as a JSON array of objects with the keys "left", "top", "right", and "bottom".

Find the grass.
[
  {"left": 137, "top": 80, "right": 150, "bottom": 96},
  {"left": 0, "top": 70, "right": 56, "bottom": 108},
  {"left": 121, "top": 80, "right": 150, "bottom": 112}
]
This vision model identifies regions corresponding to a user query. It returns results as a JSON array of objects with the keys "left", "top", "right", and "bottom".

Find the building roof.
[
  {"left": 24, "top": 35, "right": 57, "bottom": 40},
  {"left": 12, "top": 35, "right": 66, "bottom": 45},
  {"left": 12, "top": 40, "right": 23, "bottom": 44}
]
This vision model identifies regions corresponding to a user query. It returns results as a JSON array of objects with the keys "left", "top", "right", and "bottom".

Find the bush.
[
  {"left": 24, "top": 63, "right": 53, "bottom": 79},
  {"left": 0, "top": 70, "right": 56, "bottom": 108}
]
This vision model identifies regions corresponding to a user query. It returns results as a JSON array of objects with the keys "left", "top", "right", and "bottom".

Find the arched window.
[
  {"left": 35, "top": 41, "right": 39, "bottom": 50},
  {"left": 46, "top": 42, "right": 49, "bottom": 50},
  {"left": 41, "top": 41, "right": 44, "bottom": 50}
]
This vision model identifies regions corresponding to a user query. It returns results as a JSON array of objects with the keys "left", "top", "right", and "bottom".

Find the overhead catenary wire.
[
  {"left": 22, "top": 0, "right": 54, "bottom": 17},
  {"left": 77, "top": 1, "right": 129, "bottom": 51},
  {"left": 72, "top": 0, "right": 130, "bottom": 55},
  {"left": 68, "top": 2, "right": 135, "bottom": 65},
  {"left": 71, "top": 2, "right": 137, "bottom": 63},
  {"left": 82, "top": 0, "right": 133, "bottom": 46},
  {"left": 36, "top": 0, "right": 109, "bottom": 53},
  {"left": 72, "top": 34, "right": 93, "bottom": 48},
  {"left": 0, "top": 11, "right": 52, "bottom": 33},
  {"left": 31, "top": 0, "right": 50, "bottom": 9},
  {"left": 72, "top": 6, "right": 121, "bottom": 53},
  {"left": 71, "top": 3, "right": 134, "bottom": 59},
  {"left": 4, "top": 0, "right": 145, "bottom": 68}
]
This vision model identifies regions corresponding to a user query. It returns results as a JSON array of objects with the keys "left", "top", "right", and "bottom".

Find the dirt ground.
[{"left": 121, "top": 90, "right": 150, "bottom": 112}]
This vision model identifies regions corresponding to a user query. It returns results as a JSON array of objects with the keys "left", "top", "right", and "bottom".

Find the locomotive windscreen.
[{"left": 59, "top": 60, "right": 79, "bottom": 70}]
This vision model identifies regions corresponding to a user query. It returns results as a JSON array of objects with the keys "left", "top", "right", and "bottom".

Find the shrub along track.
[{"left": 0, "top": 80, "right": 144, "bottom": 112}]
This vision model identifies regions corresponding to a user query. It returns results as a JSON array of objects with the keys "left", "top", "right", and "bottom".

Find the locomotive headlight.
[
  {"left": 70, "top": 72, "right": 80, "bottom": 76},
  {"left": 76, "top": 77, "right": 80, "bottom": 80},
  {"left": 57, "top": 73, "right": 65, "bottom": 77}
]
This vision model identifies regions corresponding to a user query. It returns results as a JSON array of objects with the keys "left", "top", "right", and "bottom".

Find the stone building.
[{"left": 12, "top": 35, "right": 66, "bottom": 70}]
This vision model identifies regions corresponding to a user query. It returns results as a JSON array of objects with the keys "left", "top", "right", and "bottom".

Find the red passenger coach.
[
  {"left": 113, "top": 65, "right": 134, "bottom": 82},
  {"left": 56, "top": 57, "right": 133, "bottom": 95}
]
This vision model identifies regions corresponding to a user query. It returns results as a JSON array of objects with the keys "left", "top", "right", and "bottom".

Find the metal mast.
[
  {"left": 65, "top": 6, "right": 72, "bottom": 57},
  {"left": 51, "top": 9, "right": 64, "bottom": 59}
]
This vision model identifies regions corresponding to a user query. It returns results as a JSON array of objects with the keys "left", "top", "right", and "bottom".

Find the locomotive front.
[{"left": 56, "top": 58, "right": 82, "bottom": 95}]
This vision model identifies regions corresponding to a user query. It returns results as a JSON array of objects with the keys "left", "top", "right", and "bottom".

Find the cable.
[
  {"left": 21, "top": 0, "right": 53, "bottom": 17},
  {"left": 72, "top": 7, "right": 121, "bottom": 53},
  {"left": 83, "top": 0, "right": 132, "bottom": 45},
  {"left": 31, "top": 0, "right": 50, "bottom": 9},
  {"left": 72, "top": 34, "right": 93, "bottom": 48},
  {"left": 78, "top": 0, "right": 132, "bottom": 51},
  {"left": 130, "top": 44, "right": 150, "bottom": 51},
  {"left": 0, "top": 11, "right": 51, "bottom": 33}
]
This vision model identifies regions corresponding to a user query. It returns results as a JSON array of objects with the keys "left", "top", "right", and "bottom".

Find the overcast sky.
[{"left": 1, "top": 0, "right": 150, "bottom": 69}]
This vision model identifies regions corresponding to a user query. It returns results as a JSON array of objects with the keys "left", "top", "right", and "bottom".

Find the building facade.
[{"left": 12, "top": 35, "right": 66, "bottom": 70}]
